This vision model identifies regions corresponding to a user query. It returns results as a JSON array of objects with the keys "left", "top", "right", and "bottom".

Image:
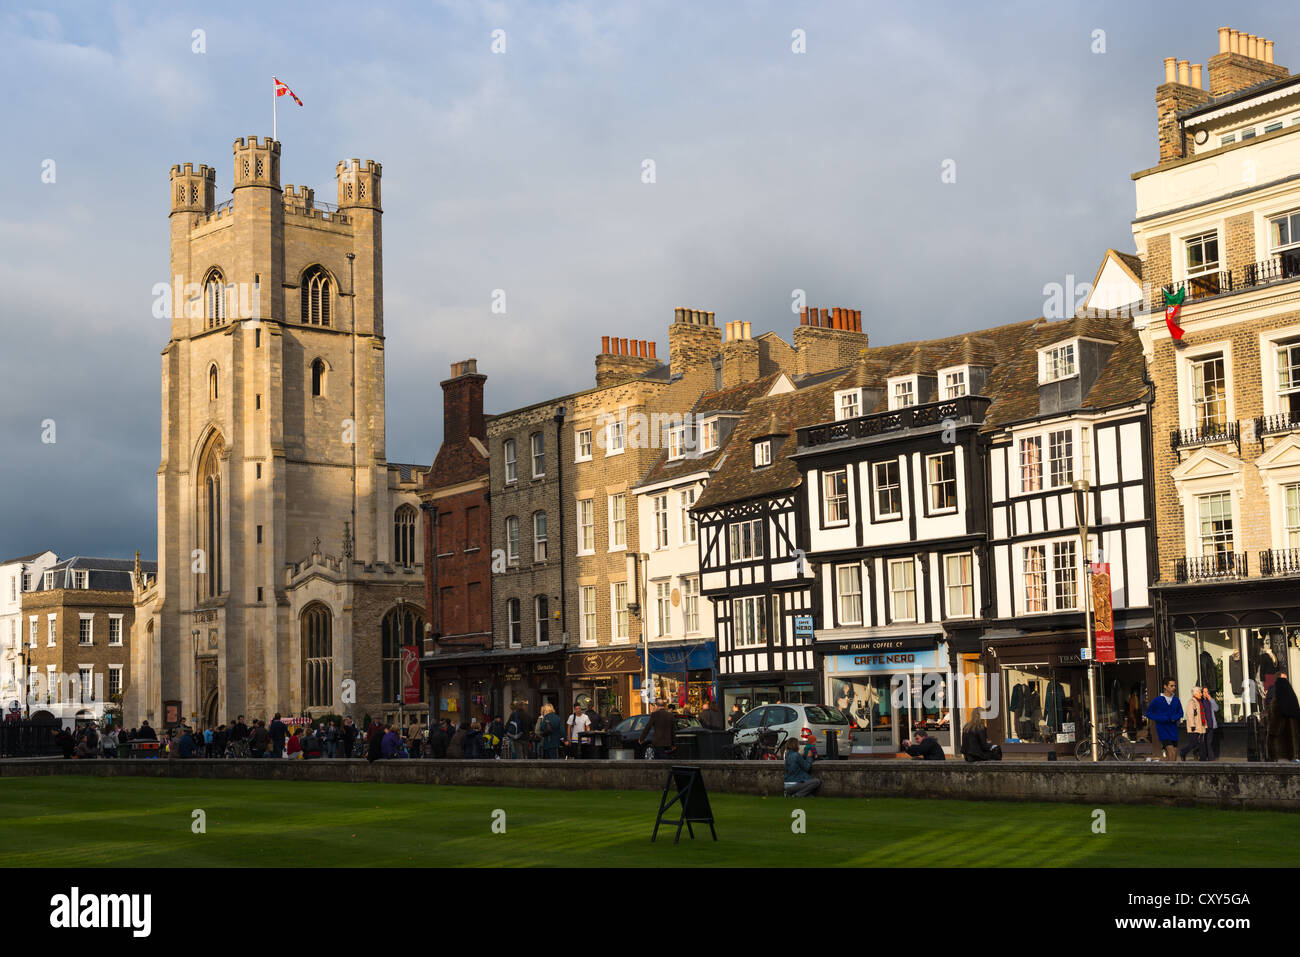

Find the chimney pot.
[
  {"left": 602, "top": 335, "right": 610, "bottom": 354},
  {"left": 1230, "top": 29, "right": 1240, "bottom": 54},
  {"left": 639, "top": 340, "right": 648, "bottom": 358},
  {"left": 820, "top": 308, "right": 831, "bottom": 326},
  {"left": 674, "top": 307, "right": 684, "bottom": 324},
  {"left": 1218, "top": 27, "right": 1230, "bottom": 54},
  {"left": 1266, "top": 39, "right": 1275, "bottom": 64},
  {"left": 620, "top": 337, "right": 629, "bottom": 356},
  {"left": 854, "top": 309, "right": 862, "bottom": 332},
  {"left": 649, "top": 341, "right": 657, "bottom": 359},
  {"left": 1177, "top": 59, "right": 1190, "bottom": 85},
  {"left": 1164, "top": 57, "right": 1177, "bottom": 83},
  {"left": 1250, "top": 35, "right": 1260, "bottom": 59},
  {"left": 1191, "top": 64, "right": 1203, "bottom": 89},
  {"left": 742, "top": 321, "right": 751, "bottom": 339},
  {"left": 800, "top": 307, "right": 809, "bottom": 325}
]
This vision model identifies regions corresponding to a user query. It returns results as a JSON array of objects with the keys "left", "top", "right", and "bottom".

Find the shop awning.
[{"left": 639, "top": 641, "right": 717, "bottom": 673}]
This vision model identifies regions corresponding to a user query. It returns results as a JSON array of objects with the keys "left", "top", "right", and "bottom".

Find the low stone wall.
[{"left": 2, "top": 758, "right": 1298, "bottom": 810}]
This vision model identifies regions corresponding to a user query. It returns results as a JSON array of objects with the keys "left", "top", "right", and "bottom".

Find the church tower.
[{"left": 130, "top": 137, "right": 426, "bottom": 730}]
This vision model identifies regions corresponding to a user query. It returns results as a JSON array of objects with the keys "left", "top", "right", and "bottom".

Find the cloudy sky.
[{"left": 0, "top": 1, "right": 1285, "bottom": 561}]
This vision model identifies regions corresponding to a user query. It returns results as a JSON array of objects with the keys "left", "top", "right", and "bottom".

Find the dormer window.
[
  {"left": 940, "top": 368, "right": 967, "bottom": 399},
  {"left": 754, "top": 440, "right": 772, "bottom": 468},
  {"left": 668, "top": 426, "right": 685, "bottom": 461},
  {"left": 889, "top": 378, "right": 916, "bottom": 410},
  {"left": 1040, "top": 342, "right": 1077, "bottom": 384},
  {"left": 700, "top": 418, "right": 719, "bottom": 452},
  {"left": 836, "top": 389, "right": 861, "bottom": 420},
  {"left": 43, "top": 571, "right": 55, "bottom": 590}
]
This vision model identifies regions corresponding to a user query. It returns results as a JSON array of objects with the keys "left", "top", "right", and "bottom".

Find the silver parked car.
[{"left": 730, "top": 703, "right": 851, "bottom": 759}]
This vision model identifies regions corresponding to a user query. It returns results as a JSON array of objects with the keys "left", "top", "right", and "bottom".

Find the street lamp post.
[
  {"left": 1072, "top": 479, "right": 1098, "bottom": 762},
  {"left": 627, "top": 552, "right": 649, "bottom": 714}
]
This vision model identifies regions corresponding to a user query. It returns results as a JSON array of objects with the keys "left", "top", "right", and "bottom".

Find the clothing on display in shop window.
[
  {"left": 1229, "top": 652, "right": 1244, "bottom": 696},
  {"left": 1198, "top": 650, "right": 1217, "bottom": 695},
  {"left": 1044, "top": 680, "right": 1066, "bottom": 731}
]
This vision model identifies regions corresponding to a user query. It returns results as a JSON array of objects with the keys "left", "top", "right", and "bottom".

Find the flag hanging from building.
[
  {"left": 274, "top": 77, "right": 302, "bottom": 106},
  {"left": 1163, "top": 287, "right": 1186, "bottom": 341}
]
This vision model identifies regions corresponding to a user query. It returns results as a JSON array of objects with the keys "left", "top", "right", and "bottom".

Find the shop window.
[{"left": 1174, "top": 626, "right": 1291, "bottom": 726}]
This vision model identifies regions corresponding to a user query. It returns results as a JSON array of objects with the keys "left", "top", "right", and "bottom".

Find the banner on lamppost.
[
  {"left": 1090, "top": 562, "right": 1115, "bottom": 663},
  {"left": 402, "top": 645, "right": 421, "bottom": 705}
]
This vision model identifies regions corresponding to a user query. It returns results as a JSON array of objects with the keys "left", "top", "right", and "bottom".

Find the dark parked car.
[{"left": 610, "top": 713, "right": 702, "bottom": 758}]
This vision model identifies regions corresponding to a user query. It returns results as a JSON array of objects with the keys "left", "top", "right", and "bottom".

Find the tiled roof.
[
  {"left": 31, "top": 557, "right": 157, "bottom": 594},
  {"left": 424, "top": 441, "right": 488, "bottom": 489},
  {"left": 1113, "top": 250, "right": 1143, "bottom": 281},
  {"left": 693, "top": 379, "right": 840, "bottom": 509},
  {"left": 635, "top": 374, "right": 786, "bottom": 489},
  {"left": 389, "top": 462, "right": 430, "bottom": 483},
  {"left": 0, "top": 551, "right": 52, "bottom": 565}
]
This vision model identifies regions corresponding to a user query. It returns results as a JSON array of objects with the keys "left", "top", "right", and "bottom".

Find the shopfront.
[
  {"left": 982, "top": 630, "right": 1155, "bottom": 757},
  {"left": 422, "top": 646, "right": 566, "bottom": 727},
  {"left": 641, "top": 641, "right": 717, "bottom": 714},
  {"left": 721, "top": 675, "right": 817, "bottom": 722},
  {"left": 565, "top": 648, "right": 640, "bottom": 722},
  {"left": 1155, "top": 577, "right": 1300, "bottom": 758},
  {"left": 820, "top": 637, "right": 955, "bottom": 756}
]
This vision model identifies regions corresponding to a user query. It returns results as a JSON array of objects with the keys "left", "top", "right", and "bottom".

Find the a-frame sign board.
[{"left": 651, "top": 766, "right": 717, "bottom": 843}]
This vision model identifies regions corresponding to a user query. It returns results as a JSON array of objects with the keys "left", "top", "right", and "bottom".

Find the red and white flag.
[{"left": 274, "top": 76, "right": 302, "bottom": 106}]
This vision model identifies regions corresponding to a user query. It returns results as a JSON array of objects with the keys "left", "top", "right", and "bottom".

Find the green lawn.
[{"left": 0, "top": 777, "right": 1292, "bottom": 867}]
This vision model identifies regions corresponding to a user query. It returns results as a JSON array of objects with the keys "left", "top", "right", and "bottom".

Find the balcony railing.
[
  {"left": 1256, "top": 410, "right": 1300, "bottom": 438},
  {"left": 798, "top": 395, "right": 992, "bottom": 449},
  {"left": 1170, "top": 419, "right": 1238, "bottom": 452},
  {"left": 1146, "top": 250, "right": 1300, "bottom": 313},
  {"left": 1175, "top": 552, "right": 1248, "bottom": 583},
  {"left": 1260, "top": 548, "right": 1300, "bottom": 577}
]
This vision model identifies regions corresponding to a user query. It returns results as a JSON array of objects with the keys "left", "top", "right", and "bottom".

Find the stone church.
[{"left": 127, "top": 136, "right": 429, "bottom": 731}]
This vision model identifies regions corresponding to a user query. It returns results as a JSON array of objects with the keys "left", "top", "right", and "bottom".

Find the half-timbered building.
[
  {"left": 792, "top": 327, "right": 1036, "bottom": 755},
  {"left": 692, "top": 376, "right": 840, "bottom": 715},
  {"left": 984, "top": 312, "right": 1156, "bottom": 758}
]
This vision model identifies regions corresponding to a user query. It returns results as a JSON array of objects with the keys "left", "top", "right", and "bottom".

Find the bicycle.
[
  {"left": 1074, "top": 724, "right": 1134, "bottom": 761},
  {"left": 734, "top": 726, "right": 788, "bottom": 760}
]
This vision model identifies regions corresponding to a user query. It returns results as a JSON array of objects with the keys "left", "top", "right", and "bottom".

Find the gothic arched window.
[
  {"left": 381, "top": 604, "right": 425, "bottom": 703},
  {"left": 394, "top": 505, "right": 417, "bottom": 566},
  {"left": 204, "top": 269, "right": 226, "bottom": 330},
  {"left": 208, "top": 364, "right": 219, "bottom": 401},
  {"left": 301, "top": 266, "right": 332, "bottom": 326},
  {"left": 301, "top": 604, "right": 333, "bottom": 709},
  {"left": 311, "top": 358, "right": 326, "bottom": 396},
  {"left": 196, "top": 433, "right": 225, "bottom": 600}
]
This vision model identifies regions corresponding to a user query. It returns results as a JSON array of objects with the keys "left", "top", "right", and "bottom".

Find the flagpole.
[{"left": 273, "top": 77, "right": 277, "bottom": 141}]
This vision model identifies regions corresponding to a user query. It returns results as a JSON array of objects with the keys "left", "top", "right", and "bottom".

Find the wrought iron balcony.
[
  {"left": 798, "top": 395, "right": 991, "bottom": 449},
  {"left": 1170, "top": 419, "right": 1238, "bottom": 452},
  {"left": 1256, "top": 410, "right": 1300, "bottom": 439},
  {"left": 1146, "top": 251, "right": 1300, "bottom": 313},
  {"left": 1260, "top": 548, "right": 1300, "bottom": 577},
  {"left": 1174, "top": 552, "right": 1248, "bottom": 583}
]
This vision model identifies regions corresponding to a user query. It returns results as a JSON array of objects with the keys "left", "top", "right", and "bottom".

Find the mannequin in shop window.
[
  {"left": 1044, "top": 678, "right": 1066, "bottom": 733},
  {"left": 1009, "top": 680, "right": 1042, "bottom": 741}
]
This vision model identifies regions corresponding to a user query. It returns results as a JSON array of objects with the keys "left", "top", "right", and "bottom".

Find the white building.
[
  {"left": 631, "top": 374, "right": 792, "bottom": 709},
  {"left": 0, "top": 550, "right": 57, "bottom": 708}
]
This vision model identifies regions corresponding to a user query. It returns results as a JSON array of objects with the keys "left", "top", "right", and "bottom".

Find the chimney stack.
[
  {"left": 1206, "top": 26, "right": 1288, "bottom": 97},
  {"left": 441, "top": 358, "right": 487, "bottom": 445}
]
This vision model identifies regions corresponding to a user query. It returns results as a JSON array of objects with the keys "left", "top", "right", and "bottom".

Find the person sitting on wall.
[
  {"left": 901, "top": 729, "right": 946, "bottom": 760},
  {"left": 960, "top": 712, "right": 1002, "bottom": 762},
  {"left": 783, "top": 738, "right": 821, "bottom": 797}
]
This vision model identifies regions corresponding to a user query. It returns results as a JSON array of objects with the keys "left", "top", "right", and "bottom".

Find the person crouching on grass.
[{"left": 783, "top": 738, "right": 821, "bottom": 797}]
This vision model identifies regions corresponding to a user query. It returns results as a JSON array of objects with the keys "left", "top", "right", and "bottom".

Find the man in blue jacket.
[{"left": 1146, "top": 679, "right": 1184, "bottom": 762}]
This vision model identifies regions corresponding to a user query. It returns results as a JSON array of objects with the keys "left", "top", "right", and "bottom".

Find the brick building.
[
  {"left": 481, "top": 306, "right": 868, "bottom": 722},
  {"left": 1133, "top": 25, "right": 1300, "bottom": 753},
  {"left": 418, "top": 360, "right": 498, "bottom": 725},
  {"left": 22, "top": 556, "right": 154, "bottom": 728}
]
